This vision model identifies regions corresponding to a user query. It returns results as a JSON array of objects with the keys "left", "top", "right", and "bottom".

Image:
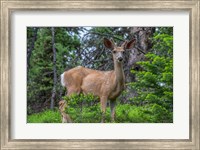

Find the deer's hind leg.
[
  {"left": 66, "top": 86, "right": 82, "bottom": 96},
  {"left": 65, "top": 72, "right": 83, "bottom": 96}
]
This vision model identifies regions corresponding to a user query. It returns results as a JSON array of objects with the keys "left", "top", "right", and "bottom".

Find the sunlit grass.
[
  {"left": 27, "top": 104, "right": 172, "bottom": 123},
  {"left": 27, "top": 109, "right": 61, "bottom": 123}
]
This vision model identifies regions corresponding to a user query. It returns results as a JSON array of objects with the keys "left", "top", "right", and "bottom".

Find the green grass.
[
  {"left": 27, "top": 104, "right": 173, "bottom": 123},
  {"left": 27, "top": 109, "right": 61, "bottom": 123}
]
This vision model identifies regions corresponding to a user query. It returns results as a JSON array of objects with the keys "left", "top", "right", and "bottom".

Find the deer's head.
[{"left": 104, "top": 38, "right": 135, "bottom": 63}]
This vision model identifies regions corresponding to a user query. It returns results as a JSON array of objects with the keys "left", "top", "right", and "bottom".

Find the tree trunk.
[
  {"left": 126, "top": 27, "right": 154, "bottom": 82},
  {"left": 50, "top": 27, "right": 57, "bottom": 109},
  {"left": 125, "top": 27, "right": 155, "bottom": 103},
  {"left": 27, "top": 27, "right": 38, "bottom": 72}
]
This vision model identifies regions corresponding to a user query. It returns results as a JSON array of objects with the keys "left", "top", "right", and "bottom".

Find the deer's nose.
[{"left": 118, "top": 57, "right": 123, "bottom": 62}]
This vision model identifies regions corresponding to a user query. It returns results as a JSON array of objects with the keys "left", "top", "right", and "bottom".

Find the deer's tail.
[{"left": 61, "top": 73, "right": 65, "bottom": 87}]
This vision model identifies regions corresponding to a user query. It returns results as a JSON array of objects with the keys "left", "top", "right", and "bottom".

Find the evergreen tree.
[
  {"left": 27, "top": 27, "right": 81, "bottom": 114},
  {"left": 127, "top": 27, "right": 173, "bottom": 122}
]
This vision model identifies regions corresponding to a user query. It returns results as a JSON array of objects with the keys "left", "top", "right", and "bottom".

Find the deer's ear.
[
  {"left": 104, "top": 38, "right": 115, "bottom": 49},
  {"left": 121, "top": 41, "right": 128, "bottom": 49},
  {"left": 125, "top": 39, "right": 136, "bottom": 50}
]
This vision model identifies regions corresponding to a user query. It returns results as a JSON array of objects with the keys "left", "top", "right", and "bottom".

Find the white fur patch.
[{"left": 61, "top": 73, "right": 65, "bottom": 87}]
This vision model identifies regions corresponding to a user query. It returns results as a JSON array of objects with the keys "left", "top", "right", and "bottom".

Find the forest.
[{"left": 27, "top": 27, "right": 173, "bottom": 123}]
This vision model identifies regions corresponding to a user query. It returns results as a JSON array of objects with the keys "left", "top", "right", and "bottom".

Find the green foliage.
[
  {"left": 27, "top": 109, "right": 61, "bottom": 123},
  {"left": 27, "top": 103, "right": 172, "bottom": 123},
  {"left": 127, "top": 27, "right": 173, "bottom": 122},
  {"left": 27, "top": 27, "right": 82, "bottom": 114},
  {"left": 62, "top": 94, "right": 110, "bottom": 123},
  {"left": 115, "top": 104, "right": 172, "bottom": 123}
]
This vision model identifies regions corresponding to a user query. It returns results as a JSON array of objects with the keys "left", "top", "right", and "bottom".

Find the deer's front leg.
[
  {"left": 110, "top": 100, "right": 116, "bottom": 122},
  {"left": 100, "top": 96, "right": 107, "bottom": 123}
]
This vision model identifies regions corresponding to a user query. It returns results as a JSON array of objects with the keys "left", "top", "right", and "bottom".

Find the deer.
[
  {"left": 59, "top": 100, "right": 73, "bottom": 123},
  {"left": 60, "top": 38, "right": 135, "bottom": 123}
]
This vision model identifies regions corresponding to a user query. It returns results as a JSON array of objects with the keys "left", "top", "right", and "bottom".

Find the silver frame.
[{"left": 1, "top": 0, "right": 199, "bottom": 149}]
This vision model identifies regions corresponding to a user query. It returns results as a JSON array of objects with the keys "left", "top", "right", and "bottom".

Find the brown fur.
[
  {"left": 59, "top": 100, "right": 73, "bottom": 123},
  {"left": 61, "top": 112, "right": 73, "bottom": 123},
  {"left": 62, "top": 38, "right": 135, "bottom": 122}
]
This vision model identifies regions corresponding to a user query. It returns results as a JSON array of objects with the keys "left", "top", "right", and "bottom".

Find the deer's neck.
[
  {"left": 108, "top": 59, "right": 125, "bottom": 100},
  {"left": 113, "top": 59, "right": 125, "bottom": 86}
]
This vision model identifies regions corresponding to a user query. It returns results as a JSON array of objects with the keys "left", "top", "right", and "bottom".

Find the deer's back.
[
  {"left": 64, "top": 66, "right": 93, "bottom": 86},
  {"left": 63, "top": 66, "right": 114, "bottom": 97}
]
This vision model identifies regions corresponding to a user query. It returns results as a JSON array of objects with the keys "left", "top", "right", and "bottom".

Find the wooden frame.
[{"left": 1, "top": 0, "right": 199, "bottom": 149}]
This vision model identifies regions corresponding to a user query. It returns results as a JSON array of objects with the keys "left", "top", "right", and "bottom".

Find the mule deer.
[
  {"left": 59, "top": 100, "right": 73, "bottom": 123},
  {"left": 61, "top": 38, "right": 135, "bottom": 122}
]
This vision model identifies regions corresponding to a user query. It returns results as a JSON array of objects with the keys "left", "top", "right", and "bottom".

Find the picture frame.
[{"left": 1, "top": 0, "right": 199, "bottom": 149}]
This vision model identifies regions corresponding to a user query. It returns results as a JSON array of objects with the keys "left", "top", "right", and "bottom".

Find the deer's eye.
[{"left": 113, "top": 51, "right": 117, "bottom": 54}]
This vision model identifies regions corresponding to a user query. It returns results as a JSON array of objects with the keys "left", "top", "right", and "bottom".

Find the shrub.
[{"left": 63, "top": 93, "right": 110, "bottom": 123}]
